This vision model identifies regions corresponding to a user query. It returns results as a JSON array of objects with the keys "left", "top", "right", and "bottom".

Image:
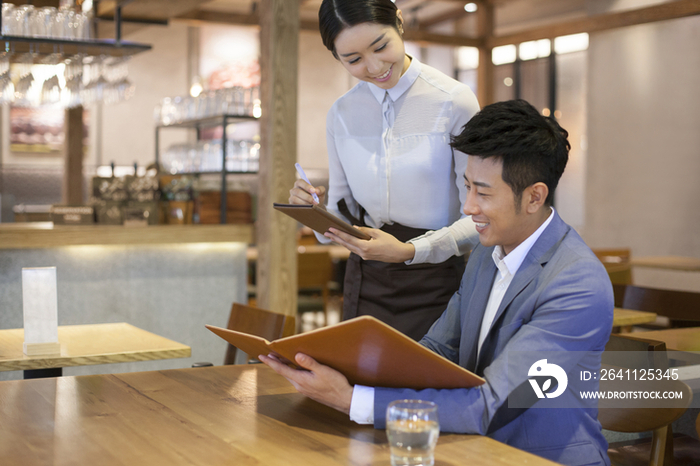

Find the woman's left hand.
[{"left": 325, "top": 227, "right": 415, "bottom": 263}]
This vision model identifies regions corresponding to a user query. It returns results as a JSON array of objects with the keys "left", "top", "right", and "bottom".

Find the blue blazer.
[{"left": 374, "top": 212, "right": 613, "bottom": 466}]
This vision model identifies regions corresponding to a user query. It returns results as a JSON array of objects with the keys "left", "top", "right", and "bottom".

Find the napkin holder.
[{"left": 22, "top": 267, "right": 61, "bottom": 356}]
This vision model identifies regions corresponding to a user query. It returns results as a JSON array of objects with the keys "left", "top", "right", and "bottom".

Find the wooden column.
[
  {"left": 257, "top": 0, "right": 299, "bottom": 317},
  {"left": 63, "top": 106, "right": 84, "bottom": 205},
  {"left": 477, "top": 2, "right": 494, "bottom": 106}
]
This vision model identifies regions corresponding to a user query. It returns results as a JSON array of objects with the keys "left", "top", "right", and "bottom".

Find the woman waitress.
[{"left": 289, "top": 0, "right": 480, "bottom": 340}]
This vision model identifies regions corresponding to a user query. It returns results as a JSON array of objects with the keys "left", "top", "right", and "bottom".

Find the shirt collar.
[
  {"left": 368, "top": 55, "right": 421, "bottom": 104},
  {"left": 491, "top": 208, "right": 556, "bottom": 276}
]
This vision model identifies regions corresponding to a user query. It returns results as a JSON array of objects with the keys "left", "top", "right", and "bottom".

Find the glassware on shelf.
[
  {"left": 155, "top": 85, "right": 262, "bottom": 125},
  {"left": 162, "top": 139, "right": 259, "bottom": 174},
  {"left": 201, "top": 140, "right": 223, "bottom": 172},
  {"left": 0, "top": 3, "right": 92, "bottom": 40}
]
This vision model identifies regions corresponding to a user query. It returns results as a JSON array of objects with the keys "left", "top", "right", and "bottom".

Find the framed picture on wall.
[{"left": 9, "top": 107, "right": 89, "bottom": 155}]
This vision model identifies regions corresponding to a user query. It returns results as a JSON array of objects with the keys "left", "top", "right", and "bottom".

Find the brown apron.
[{"left": 338, "top": 200, "right": 466, "bottom": 341}]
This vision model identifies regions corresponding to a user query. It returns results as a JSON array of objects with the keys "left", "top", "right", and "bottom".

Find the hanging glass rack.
[{"left": 0, "top": 3, "right": 152, "bottom": 62}]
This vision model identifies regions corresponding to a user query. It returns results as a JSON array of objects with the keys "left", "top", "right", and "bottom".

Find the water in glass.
[{"left": 386, "top": 400, "right": 439, "bottom": 466}]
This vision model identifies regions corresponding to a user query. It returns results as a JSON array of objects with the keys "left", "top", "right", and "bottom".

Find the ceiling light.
[{"left": 464, "top": 3, "right": 478, "bottom": 13}]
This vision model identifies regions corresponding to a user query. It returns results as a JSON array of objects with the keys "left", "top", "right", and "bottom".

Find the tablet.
[{"left": 273, "top": 203, "right": 371, "bottom": 240}]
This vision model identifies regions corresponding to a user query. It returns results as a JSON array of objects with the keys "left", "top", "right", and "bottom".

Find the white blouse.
[{"left": 317, "top": 57, "right": 480, "bottom": 264}]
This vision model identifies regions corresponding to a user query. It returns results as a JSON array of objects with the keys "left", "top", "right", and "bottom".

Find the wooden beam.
[
  {"left": 174, "top": 10, "right": 320, "bottom": 32},
  {"left": 173, "top": 9, "right": 478, "bottom": 48},
  {"left": 257, "top": 0, "right": 299, "bottom": 317},
  {"left": 489, "top": 0, "right": 700, "bottom": 47},
  {"left": 419, "top": 5, "right": 470, "bottom": 29},
  {"left": 97, "top": 0, "right": 210, "bottom": 21},
  {"left": 63, "top": 106, "right": 84, "bottom": 206},
  {"left": 174, "top": 10, "right": 259, "bottom": 27},
  {"left": 477, "top": 2, "right": 494, "bottom": 106},
  {"left": 403, "top": 29, "right": 481, "bottom": 47}
]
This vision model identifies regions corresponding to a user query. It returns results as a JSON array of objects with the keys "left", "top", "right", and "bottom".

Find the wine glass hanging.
[{"left": 0, "top": 2, "right": 142, "bottom": 108}]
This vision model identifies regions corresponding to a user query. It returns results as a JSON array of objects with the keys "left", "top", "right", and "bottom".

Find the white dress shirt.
[
  {"left": 349, "top": 208, "right": 555, "bottom": 425},
  {"left": 315, "top": 57, "right": 480, "bottom": 264}
]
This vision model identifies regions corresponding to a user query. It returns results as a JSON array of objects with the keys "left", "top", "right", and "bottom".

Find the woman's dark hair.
[
  {"left": 450, "top": 99, "right": 570, "bottom": 208},
  {"left": 319, "top": 0, "right": 401, "bottom": 59}
]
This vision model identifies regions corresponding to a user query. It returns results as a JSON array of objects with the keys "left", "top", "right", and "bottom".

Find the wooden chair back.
[
  {"left": 297, "top": 250, "right": 334, "bottom": 289},
  {"left": 600, "top": 334, "right": 693, "bottom": 466},
  {"left": 297, "top": 250, "right": 334, "bottom": 324},
  {"left": 613, "top": 284, "right": 700, "bottom": 324},
  {"left": 593, "top": 248, "right": 633, "bottom": 285},
  {"left": 223, "top": 303, "right": 295, "bottom": 365}
]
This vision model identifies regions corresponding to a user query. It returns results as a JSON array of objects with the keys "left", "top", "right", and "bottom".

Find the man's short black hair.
[{"left": 451, "top": 99, "right": 570, "bottom": 207}]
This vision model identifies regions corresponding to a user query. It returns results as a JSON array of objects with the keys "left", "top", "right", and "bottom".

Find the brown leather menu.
[
  {"left": 206, "top": 316, "right": 484, "bottom": 389},
  {"left": 273, "top": 203, "right": 371, "bottom": 240}
]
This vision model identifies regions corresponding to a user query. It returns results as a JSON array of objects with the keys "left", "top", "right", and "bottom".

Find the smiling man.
[{"left": 261, "top": 100, "right": 614, "bottom": 466}]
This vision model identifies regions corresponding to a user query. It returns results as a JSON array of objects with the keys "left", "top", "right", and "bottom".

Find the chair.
[
  {"left": 297, "top": 250, "right": 335, "bottom": 327},
  {"left": 223, "top": 303, "right": 296, "bottom": 365},
  {"left": 613, "top": 284, "right": 700, "bottom": 328},
  {"left": 593, "top": 248, "right": 633, "bottom": 285},
  {"left": 601, "top": 334, "right": 695, "bottom": 466}
]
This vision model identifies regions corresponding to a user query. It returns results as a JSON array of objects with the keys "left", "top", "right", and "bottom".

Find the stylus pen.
[{"left": 295, "top": 163, "right": 320, "bottom": 203}]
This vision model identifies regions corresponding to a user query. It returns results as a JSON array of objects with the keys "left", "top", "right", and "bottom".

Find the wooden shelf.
[
  {"left": 0, "top": 223, "right": 253, "bottom": 249},
  {"left": 157, "top": 114, "right": 259, "bottom": 129}
]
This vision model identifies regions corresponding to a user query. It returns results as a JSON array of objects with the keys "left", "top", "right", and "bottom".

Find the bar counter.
[{"left": 0, "top": 222, "right": 253, "bottom": 248}]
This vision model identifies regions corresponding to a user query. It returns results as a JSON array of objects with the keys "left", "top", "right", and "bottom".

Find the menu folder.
[
  {"left": 273, "top": 203, "right": 371, "bottom": 240},
  {"left": 206, "top": 315, "right": 485, "bottom": 390}
]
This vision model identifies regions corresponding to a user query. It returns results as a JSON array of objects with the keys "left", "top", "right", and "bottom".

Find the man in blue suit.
[{"left": 261, "top": 100, "right": 614, "bottom": 466}]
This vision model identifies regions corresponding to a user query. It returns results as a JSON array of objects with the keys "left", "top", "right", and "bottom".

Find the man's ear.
[{"left": 525, "top": 182, "right": 549, "bottom": 213}]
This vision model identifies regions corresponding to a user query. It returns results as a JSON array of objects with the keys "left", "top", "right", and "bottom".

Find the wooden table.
[
  {"left": 637, "top": 327, "right": 700, "bottom": 352},
  {"left": 0, "top": 364, "right": 558, "bottom": 466},
  {"left": 630, "top": 256, "right": 700, "bottom": 272},
  {"left": 613, "top": 307, "right": 657, "bottom": 327},
  {"left": 0, "top": 323, "right": 191, "bottom": 378}
]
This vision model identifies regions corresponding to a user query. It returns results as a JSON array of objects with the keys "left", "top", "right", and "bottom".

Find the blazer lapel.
[
  {"left": 476, "top": 212, "right": 570, "bottom": 369},
  {"left": 460, "top": 249, "right": 497, "bottom": 371}
]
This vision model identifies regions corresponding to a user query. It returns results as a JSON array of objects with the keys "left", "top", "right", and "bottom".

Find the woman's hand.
[
  {"left": 259, "top": 353, "right": 354, "bottom": 414},
  {"left": 289, "top": 179, "right": 326, "bottom": 205},
  {"left": 325, "top": 227, "right": 416, "bottom": 263}
]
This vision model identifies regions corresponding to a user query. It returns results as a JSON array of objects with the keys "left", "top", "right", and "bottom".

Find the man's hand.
[
  {"left": 325, "top": 227, "right": 416, "bottom": 263},
  {"left": 259, "top": 353, "right": 354, "bottom": 414}
]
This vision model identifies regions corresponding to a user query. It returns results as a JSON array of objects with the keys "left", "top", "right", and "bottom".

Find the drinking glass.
[
  {"left": 0, "top": 54, "right": 13, "bottom": 104},
  {"left": 62, "top": 54, "right": 84, "bottom": 108},
  {"left": 41, "top": 74, "right": 60, "bottom": 105},
  {"left": 2, "top": 3, "right": 16, "bottom": 35},
  {"left": 386, "top": 400, "right": 439, "bottom": 466},
  {"left": 74, "top": 11, "right": 89, "bottom": 40},
  {"left": 13, "top": 4, "right": 34, "bottom": 36},
  {"left": 13, "top": 48, "right": 37, "bottom": 106},
  {"left": 30, "top": 6, "right": 56, "bottom": 38},
  {"left": 60, "top": 5, "right": 77, "bottom": 39}
]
